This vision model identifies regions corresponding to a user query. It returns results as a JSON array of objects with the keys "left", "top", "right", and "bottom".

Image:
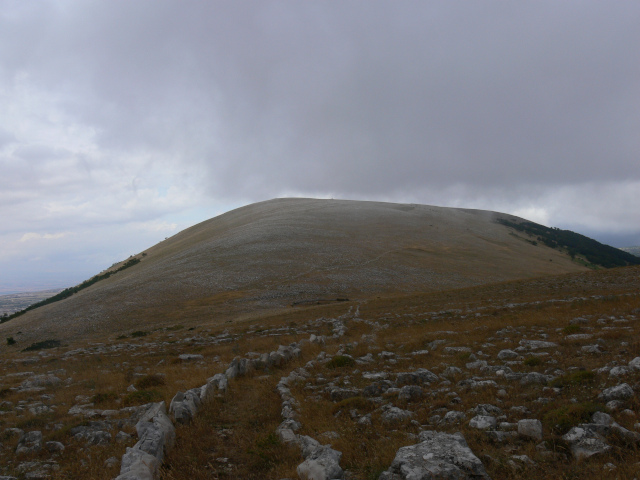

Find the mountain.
[{"left": 0, "top": 198, "right": 625, "bottom": 343}]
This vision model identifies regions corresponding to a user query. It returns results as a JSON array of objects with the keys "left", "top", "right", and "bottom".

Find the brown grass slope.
[{"left": 0, "top": 198, "right": 587, "bottom": 344}]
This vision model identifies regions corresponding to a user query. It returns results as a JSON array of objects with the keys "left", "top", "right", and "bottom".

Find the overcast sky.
[{"left": 1, "top": 1, "right": 639, "bottom": 293}]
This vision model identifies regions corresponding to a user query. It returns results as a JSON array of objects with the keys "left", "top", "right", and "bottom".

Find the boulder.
[{"left": 378, "top": 430, "right": 490, "bottom": 479}]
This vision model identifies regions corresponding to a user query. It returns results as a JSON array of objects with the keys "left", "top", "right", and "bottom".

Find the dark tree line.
[
  {"left": 1, "top": 257, "right": 142, "bottom": 324},
  {"left": 497, "top": 219, "right": 640, "bottom": 269}
]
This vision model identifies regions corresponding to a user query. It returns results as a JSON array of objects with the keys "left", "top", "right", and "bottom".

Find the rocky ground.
[{"left": 1, "top": 267, "right": 640, "bottom": 479}]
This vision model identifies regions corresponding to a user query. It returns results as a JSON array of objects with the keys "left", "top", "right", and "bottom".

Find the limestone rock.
[
  {"left": 381, "top": 406, "right": 413, "bottom": 425},
  {"left": 378, "top": 430, "right": 490, "bottom": 479},
  {"left": 16, "top": 431, "right": 43, "bottom": 455},
  {"left": 469, "top": 415, "right": 497, "bottom": 430},
  {"left": 562, "top": 425, "right": 611, "bottom": 459},
  {"left": 497, "top": 349, "right": 518, "bottom": 360},
  {"left": 517, "top": 419, "right": 543, "bottom": 441},
  {"left": 396, "top": 368, "right": 439, "bottom": 386},
  {"left": 398, "top": 385, "right": 423, "bottom": 402},
  {"left": 115, "top": 447, "right": 160, "bottom": 480},
  {"left": 599, "top": 383, "right": 633, "bottom": 402},
  {"left": 169, "top": 388, "right": 202, "bottom": 424}
]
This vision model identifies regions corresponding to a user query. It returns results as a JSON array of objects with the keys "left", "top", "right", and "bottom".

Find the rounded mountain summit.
[{"left": 1, "top": 198, "right": 607, "bottom": 342}]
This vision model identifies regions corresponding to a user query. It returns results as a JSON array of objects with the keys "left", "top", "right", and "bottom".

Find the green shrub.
[
  {"left": 130, "top": 331, "right": 149, "bottom": 338},
  {"left": 134, "top": 374, "right": 166, "bottom": 390},
  {"left": 327, "top": 355, "right": 356, "bottom": 369},
  {"left": 6, "top": 337, "right": 15, "bottom": 346}
]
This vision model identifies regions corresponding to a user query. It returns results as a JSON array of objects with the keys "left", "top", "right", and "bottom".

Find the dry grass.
[{"left": 0, "top": 266, "right": 639, "bottom": 478}]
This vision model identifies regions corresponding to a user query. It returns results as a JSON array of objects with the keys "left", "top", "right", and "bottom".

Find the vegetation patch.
[
  {"left": 327, "top": 355, "right": 356, "bottom": 369},
  {"left": 134, "top": 374, "right": 166, "bottom": 390},
  {"left": 523, "top": 356, "right": 542, "bottom": 367},
  {"left": 542, "top": 402, "right": 601, "bottom": 434},
  {"left": 123, "top": 389, "right": 163, "bottom": 406},
  {"left": 130, "top": 330, "right": 149, "bottom": 338},
  {"left": 550, "top": 370, "right": 596, "bottom": 388},
  {"left": 563, "top": 324, "right": 582, "bottom": 334},
  {"left": 6, "top": 337, "right": 15, "bottom": 346},
  {"left": 90, "top": 392, "right": 119, "bottom": 404},
  {"left": 331, "top": 396, "right": 374, "bottom": 415},
  {"left": 22, "top": 339, "right": 61, "bottom": 351}
]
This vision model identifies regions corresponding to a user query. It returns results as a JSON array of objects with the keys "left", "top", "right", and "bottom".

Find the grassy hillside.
[{"left": 0, "top": 198, "right": 591, "bottom": 344}]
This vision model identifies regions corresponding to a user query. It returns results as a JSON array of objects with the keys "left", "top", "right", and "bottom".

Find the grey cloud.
[
  {"left": 1, "top": 1, "right": 640, "bottom": 291},
  {"left": 5, "top": 2, "right": 639, "bottom": 200}
]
